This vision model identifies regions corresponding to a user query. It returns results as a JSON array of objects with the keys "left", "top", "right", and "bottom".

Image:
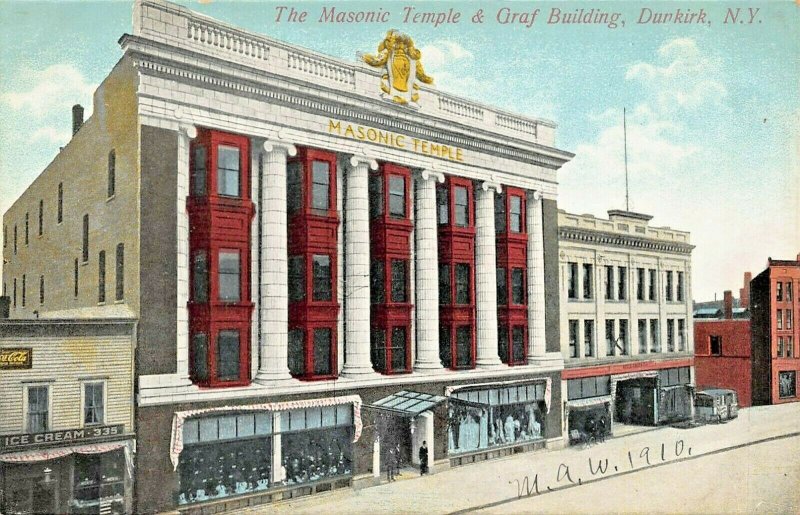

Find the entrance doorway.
[
  {"left": 614, "top": 377, "right": 657, "bottom": 426},
  {"left": 378, "top": 414, "right": 412, "bottom": 472}
]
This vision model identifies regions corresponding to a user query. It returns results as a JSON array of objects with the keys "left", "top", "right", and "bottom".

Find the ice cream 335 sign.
[{"left": 361, "top": 30, "right": 433, "bottom": 107}]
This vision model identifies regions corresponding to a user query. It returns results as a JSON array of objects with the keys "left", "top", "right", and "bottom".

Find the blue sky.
[{"left": 1, "top": 1, "right": 798, "bottom": 301}]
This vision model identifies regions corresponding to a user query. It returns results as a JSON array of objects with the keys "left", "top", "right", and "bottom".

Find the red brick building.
[
  {"left": 694, "top": 291, "right": 752, "bottom": 406},
  {"left": 751, "top": 255, "right": 800, "bottom": 405}
]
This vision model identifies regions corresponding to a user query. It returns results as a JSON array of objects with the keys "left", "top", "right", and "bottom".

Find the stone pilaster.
[
  {"left": 175, "top": 123, "right": 196, "bottom": 384},
  {"left": 254, "top": 139, "right": 296, "bottom": 383},
  {"left": 414, "top": 170, "right": 445, "bottom": 372},
  {"left": 475, "top": 181, "right": 503, "bottom": 368},
  {"left": 526, "top": 190, "right": 548, "bottom": 362},
  {"left": 341, "top": 154, "right": 379, "bottom": 377}
]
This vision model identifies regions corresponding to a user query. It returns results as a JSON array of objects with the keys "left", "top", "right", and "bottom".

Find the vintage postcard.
[{"left": 0, "top": 1, "right": 798, "bottom": 514}]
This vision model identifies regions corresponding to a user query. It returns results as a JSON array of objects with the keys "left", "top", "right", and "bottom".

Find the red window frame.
[{"left": 497, "top": 185, "right": 528, "bottom": 366}]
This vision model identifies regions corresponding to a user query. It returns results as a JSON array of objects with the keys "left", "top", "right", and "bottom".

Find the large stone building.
[
  {"left": 1, "top": 1, "right": 574, "bottom": 512},
  {"left": 557, "top": 210, "right": 695, "bottom": 443}
]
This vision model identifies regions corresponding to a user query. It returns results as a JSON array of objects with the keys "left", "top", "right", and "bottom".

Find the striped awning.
[
  {"left": 566, "top": 395, "right": 613, "bottom": 409},
  {"left": 367, "top": 390, "right": 446, "bottom": 417}
]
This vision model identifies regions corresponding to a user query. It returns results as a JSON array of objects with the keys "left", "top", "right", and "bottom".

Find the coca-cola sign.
[{"left": 0, "top": 348, "right": 32, "bottom": 369}]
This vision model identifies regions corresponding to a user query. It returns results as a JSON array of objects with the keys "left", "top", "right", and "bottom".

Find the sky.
[{"left": 0, "top": 0, "right": 798, "bottom": 302}]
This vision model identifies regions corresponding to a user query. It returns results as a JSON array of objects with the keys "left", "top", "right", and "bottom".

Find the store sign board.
[
  {"left": 0, "top": 348, "right": 32, "bottom": 369},
  {"left": 0, "top": 424, "right": 124, "bottom": 450}
]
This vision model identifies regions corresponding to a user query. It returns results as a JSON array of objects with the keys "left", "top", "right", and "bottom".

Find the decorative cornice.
[{"left": 559, "top": 226, "right": 695, "bottom": 255}]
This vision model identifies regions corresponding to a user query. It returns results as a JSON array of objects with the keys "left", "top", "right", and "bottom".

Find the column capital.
[
  {"left": 348, "top": 154, "right": 379, "bottom": 170},
  {"left": 528, "top": 190, "right": 543, "bottom": 202},
  {"left": 263, "top": 139, "right": 297, "bottom": 157},
  {"left": 416, "top": 169, "right": 445, "bottom": 184},
  {"left": 479, "top": 181, "right": 502, "bottom": 194},
  {"left": 178, "top": 124, "right": 197, "bottom": 140}
]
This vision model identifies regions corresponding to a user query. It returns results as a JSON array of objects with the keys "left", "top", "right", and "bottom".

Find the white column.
[
  {"left": 629, "top": 256, "right": 640, "bottom": 356},
  {"left": 475, "top": 181, "right": 503, "bottom": 368},
  {"left": 175, "top": 124, "right": 196, "bottom": 385},
  {"left": 685, "top": 261, "right": 694, "bottom": 354},
  {"left": 414, "top": 170, "right": 444, "bottom": 372},
  {"left": 411, "top": 411, "right": 435, "bottom": 471},
  {"left": 250, "top": 141, "right": 261, "bottom": 380},
  {"left": 254, "top": 140, "right": 296, "bottom": 383},
  {"left": 341, "top": 154, "right": 379, "bottom": 377},
  {"left": 526, "top": 190, "right": 547, "bottom": 362},
  {"left": 271, "top": 412, "right": 284, "bottom": 484}
]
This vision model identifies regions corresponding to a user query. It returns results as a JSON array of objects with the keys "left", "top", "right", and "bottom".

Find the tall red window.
[
  {"left": 495, "top": 187, "right": 528, "bottom": 365},
  {"left": 369, "top": 163, "right": 412, "bottom": 374},
  {"left": 286, "top": 148, "right": 340, "bottom": 380},
  {"left": 188, "top": 129, "right": 254, "bottom": 387},
  {"left": 437, "top": 176, "right": 476, "bottom": 370}
]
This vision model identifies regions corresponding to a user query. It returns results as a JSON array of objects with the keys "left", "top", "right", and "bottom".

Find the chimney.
[
  {"left": 740, "top": 272, "right": 752, "bottom": 309},
  {"left": 72, "top": 104, "right": 84, "bottom": 136},
  {"left": 723, "top": 290, "right": 733, "bottom": 320}
]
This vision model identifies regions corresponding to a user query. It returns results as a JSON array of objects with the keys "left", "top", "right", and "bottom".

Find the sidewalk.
[{"left": 233, "top": 403, "right": 800, "bottom": 514}]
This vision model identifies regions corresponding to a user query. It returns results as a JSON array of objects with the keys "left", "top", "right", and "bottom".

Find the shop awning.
[
  {"left": 566, "top": 395, "right": 613, "bottom": 409},
  {"left": 367, "top": 390, "right": 446, "bottom": 417},
  {"left": 450, "top": 382, "right": 546, "bottom": 408}
]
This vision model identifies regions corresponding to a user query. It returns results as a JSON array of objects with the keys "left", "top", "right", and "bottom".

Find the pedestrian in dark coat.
[
  {"left": 386, "top": 446, "right": 396, "bottom": 482},
  {"left": 394, "top": 444, "right": 402, "bottom": 477},
  {"left": 418, "top": 441, "right": 429, "bottom": 475}
]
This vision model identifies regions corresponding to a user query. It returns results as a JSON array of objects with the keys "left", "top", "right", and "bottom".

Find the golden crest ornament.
[{"left": 361, "top": 30, "right": 434, "bottom": 107}]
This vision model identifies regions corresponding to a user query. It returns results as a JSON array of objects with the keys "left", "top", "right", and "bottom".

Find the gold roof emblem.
[{"left": 361, "top": 30, "right": 433, "bottom": 107}]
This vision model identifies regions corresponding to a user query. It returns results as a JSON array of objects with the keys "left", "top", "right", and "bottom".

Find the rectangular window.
[
  {"left": 439, "top": 326, "right": 451, "bottom": 368},
  {"left": 192, "top": 145, "right": 207, "bottom": 196},
  {"left": 38, "top": 200, "right": 43, "bottom": 236},
  {"left": 369, "top": 174, "right": 383, "bottom": 218},
  {"left": 26, "top": 386, "right": 49, "bottom": 433},
  {"left": 509, "top": 195, "right": 522, "bottom": 233},
  {"left": 650, "top": 319, "right": 659, "bottom": 352},
  {"left": 436, "top": 186, "right": 449, "bottom": 225},
  {"left": 568, "top": 319, "right": 578, "bottom": 358},
  {"left": 455, "top": 325, "right": 472, "bottom": 368},
  {"left": 667, "top": 319, "right": 675, "bottom": 352},
  {"left": 115, "top": 243, "right": 124, "bottom": 301},
  {"left": 313, "top": 328, "right": 333, "bottom": 376},
  {"left": 511, "top": 268, "right": 525, "bottom": 305},
  {"left": 192, "top": 251, "right": 208, "bottom": 302},
  {"left": 107, "top": 150, "right": 116, "bottom": 198},
  {"left": 287, "top": 329, "right": 304, "bottom": 376},
  {"left": 83, "top": 382, "right": 104, "bottom": 426},
  {"left": 13, "top": 278, "right": 16, "bottom": 308},
  {"left": 584, "top": 319, "right": 594, "bottom": 357},
  {"left": 511, "top": 326, "right": 525, "bottom": 363},
  {"left": 455, "top": 263, "right": 471, "bottom": 305},
  {"left": 778, "top": 371, "right": 796, "bottom": 399},
  {"left": 583, "top": 264, "right": 593, "bottom": 299},
  {"left": 388, "top": 175, "right": 405, "bottom": 217},
  {"left": 454, "top": 186, "right": 469, "bottom": 227},
  {"left": 787, "top": 336, "right": 794, "bottom": 358},
  {"left": 567, "top": 262, "right": 578, "bottom": 299},
  {"left": 370, "top": 260, "right": 385, "bottom": 304},
  {"left": 98, "top": 251, "right": 106, "bottom": 303},
  {"left": 288, "top": 256, "right": 305, "bottom": 302},
  {"left": 22, "top": 274, "right": 26, "bottom": 307},
  {"left": 638, "top": 319, "right": 647, "bottom": 353},
  {"left": 496, "top": 268, "right": 507, "bottom": 305},
  {"left": 666, "top": 271, "right": 674, "bottom": 301},
  {"left": 678, "top": 319, "right": 686, "bottom": 351},
  {"left": 192, "top": 333, "right": 209, "bottom": 381},
  {"left": 390, "top": 259, "right": 407, "bottom": 303},
  {"left": 74, "top": 258, "right": 79, "bottom": 298},
  {"left": 217, "top": 145, "right": 241, "bottom": 197},
  {"left": 606, "top": 319, "right": 615, "bottom": 356},
  {"left": 57, "top": 183, "right": 63, "bottom": 223},
  {"left": 390, "top": 326, "right": 407, "bottom": 371},
  {"left": 605, "top": 266, "right": 614, "bottom": 300},
  {"left": 312, "top": 255, "right": 332, "bottom": 301},
  {"left": 39, "top": 275, "right": 44, "bottom": 305},
  {"left": 286, "top": 162, "right": 302, "bottom": 214},
  {"left": 494, "top": 193, "right": 506, "bottom": 233},
  {"left": 618, "top": 266, "right": 627, "bottom": 300},
  {"left": 649, "top": 269, "right": 657, "bottom": 301},
  {"left": 777, "top": 337, "right": 784, "bottom": 358},
  {"left": 777, "top": 310, "right": 783, "bottom": 330},
  {"left": 371, "top": 327, "right": 387, "bottom": 371},
  {"left": 311, "top": 161, "right": 330, "bottom": 211},
  {"left": 218, "top": 250, "right": 241, "bottom": 302},
  {"left": 787, "top": 282, "right": 793, "bottom": 301},
  {"left": 618, "top": 319, "right": 628, "bottom": 355},
  {"left": 785, "top": 309, "right": 792, "bottom": 329},
  {"left": 776, "top": 282, "right": 783, "bottom": 301},
  {"left": 217, "top": 330, "right": 240, "bottom": 381},
  {"left": 439, "top": 264, "right": 451, "bottom": 305},
  {"left": 637, "top": 268, "right": 645, "bottom": 300},
  {"left": 710, "top": 335, "right": 722, "bottom": 355},
  {"left": 677, "top": 272, "right": 685, "bottom": 301},
  {"left": 82, "top": 214, "right": 89, "bottom": 263}
]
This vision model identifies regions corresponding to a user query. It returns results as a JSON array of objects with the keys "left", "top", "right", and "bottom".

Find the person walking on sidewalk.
[
  {"left": 419, "top": 441, "right": 429, "bottom": 475},
  {"left": 394, "top": 444, "right": 403, "bottom": 477},
  {"left": 386, "top": 446, "right": 396, "bottom": 482}
]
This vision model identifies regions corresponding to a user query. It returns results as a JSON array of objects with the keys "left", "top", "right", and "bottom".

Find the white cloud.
[
  {"left": 1, "top": 64, "right": 95, "bottom": 117},
  {"left": 420, "top": 40, "right": 473, "bottom": 72},
  {"left": 29, "top": 126, "right": 71, "bottom": 145}
]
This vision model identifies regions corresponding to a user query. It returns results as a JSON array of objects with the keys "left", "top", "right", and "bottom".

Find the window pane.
[
  {"left": 438, "top": 264, "right": 451, "bottom": 305},
  {"left": 217, "top": 330, "right": 241, "bottom": 381},
  {"left": 369, "top": 174, "right": 383, "bottom": 218},
  {"left": 371, "top": 327, "right": 386, "bottom": 371},
  {"left": 183, "top": 420, "right": 199, "bottom": 444},
  {"left": 370, "top": 260, "right": 385, "bottom": 304},
  {"left": 391, "top": 260, "right": 407, "bottom": 303},
  {"left": 84, "top": 383, "right": 104, "bottom": 425},
  {"left": 512, "top": 326, "right": 525, "bottom": 363},
  {"left": 313, "top": 328, "right": 333, "bottom": 376},
  {"left": 455, "top": 264, "right": 470, "bottom": 305},
  {"left": 27, "top": 386, "right": 48, "bottom": 433},
  {"left": 311, "top": 161, "right": 330, "bottom": 210},
  {"left": 569, "top": 320, "right": 578, "bottom": 358},
  {"left": 390, "top": 326, "right": 407, "bottom": 371},
  {"left": 192, "top": 145, "right": 207, "bottom": 196},
  {"left": 192, "top": 251, "right": 208, "bottom": 302},
  {"left": 439, "top": 326, "right": 451, "bottom": 368},
  {"left": 98, "top": 250, "right": 106, "bottom": 303},
  {"left": 237, "top": 414, "right": 255, "bottom": 437},
  {"left": 388, "top": 176, "right": 405, "bottom": 217},
  {"left": 455, "top": 326, "right": 472, "bottom": 368},
  {"left": 115, "top": 243, "right": 124, "bottom": 301},
  {"left": 312, "top": 255, "right": 332, "bottom": 301},
  {"left": 217, "top": 146, "right": 240, "bottom": 197},
  {"left": 498, "top": 325, "right": 509, "bottom": 363},
  {"left": 288, "top": 329, "right": 305, "bottom": 376},
  {"left": 287, "top": 162, "right": 303, "bottom": 213},
  {"left": 192, "top": 333, "right": 208, "bottom": 381},
  {"left": 568, "top": 262, "right": 578, "bottom": 299},
  {"left": 218, "top": 416, "right": 236, "bottom": 440},
  {"left": 199, "top": 418, "right": 218, "bottom": 441},
  {"left": 509, "top": 196, "right": 522, "bottom": 232},
  {"left": 255, "top": 413, "right": 272, "bottom": 435},
  {"left": 511, "top": 268, "right": 524, "bottom": 304},
  {"left": 288, "top": 256, "right": 305, "bottom": 301},
  {"left": 496, "top": 268, "right": 507, "bottom": 305},
  {"left": 219, "top": 250, "right": 241, "bottom": 301},
  {"left": 583, "top": 264, "right": 593, "bottom": 299},
  {"left": 584, "top": 319, "right": 594, "bottom": 357},
  {"left": 454, "top": 186, "right": 468, "bottom": 227},
  {"left": 437, "top": 186, "right": 449, "bottom": 225},
  {"left": 494, "top": 193, "right": 506, "bottom": 233}
]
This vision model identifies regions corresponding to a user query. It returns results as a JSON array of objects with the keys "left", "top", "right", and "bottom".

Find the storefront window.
[
  {"left": 72, "top": 449, "right": 126, "bottom": 514},
  {"left": 779, "top": 371, "right": 796, "bottom": 398},
  {"left": 448, "top": 384, "right": 546, "bottom": 454}
]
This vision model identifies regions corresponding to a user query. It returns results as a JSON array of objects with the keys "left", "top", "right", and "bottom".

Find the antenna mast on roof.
[{"left": 624, "top": 107, "right": 629, "bottom": 211}]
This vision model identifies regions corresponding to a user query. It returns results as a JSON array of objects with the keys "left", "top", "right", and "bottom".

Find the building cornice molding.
[{"left": 559, "top": 226, "right": 695, "bottom": 255}]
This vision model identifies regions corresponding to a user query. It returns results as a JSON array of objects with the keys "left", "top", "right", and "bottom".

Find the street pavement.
[{"left": 232, "top": 403, "right": 800, "bottom": 514}]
